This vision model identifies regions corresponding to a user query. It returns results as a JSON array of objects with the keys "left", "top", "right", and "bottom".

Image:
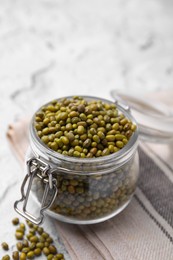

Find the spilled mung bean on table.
[{"left": 1, "top": 218, "right": 65, "bottom": 259}]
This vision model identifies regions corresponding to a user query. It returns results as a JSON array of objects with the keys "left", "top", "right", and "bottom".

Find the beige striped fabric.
[{"left": 7, "top": 92, "right": 173, "bottom": 260}]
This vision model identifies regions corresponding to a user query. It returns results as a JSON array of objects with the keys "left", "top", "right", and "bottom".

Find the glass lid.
[{"left": 110, "top": 90, "right": 173, "bottom": 143}]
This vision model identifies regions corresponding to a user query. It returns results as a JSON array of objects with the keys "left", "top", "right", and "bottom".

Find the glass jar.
[{"left": 15, "top": 96, "right": 139, "bottom": 225}]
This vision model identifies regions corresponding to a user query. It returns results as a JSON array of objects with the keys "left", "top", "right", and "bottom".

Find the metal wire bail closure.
[{"left": 14, "top": 158, "right": 58, "bottom": 225}]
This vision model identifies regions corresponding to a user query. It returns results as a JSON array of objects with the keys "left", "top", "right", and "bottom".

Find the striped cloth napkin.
[{"left": 7, "top": 92, "right": 173, "bottom": 260}]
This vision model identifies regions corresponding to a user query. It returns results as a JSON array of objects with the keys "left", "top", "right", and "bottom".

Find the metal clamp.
[{"left": 14, "top": 158, "right": 58, "bottom": 225}]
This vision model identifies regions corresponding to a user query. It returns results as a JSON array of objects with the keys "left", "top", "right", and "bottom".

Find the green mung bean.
[
  {"left": 42, "top": 232, "right": 49, "bottom": 239},
  {"left": 12, "top": 251, "right": 19, "bottom": 260},
  {"left": 37, "top": 227, "right": 43, "bottom": 235},
  {"left": 34, "top": 248, "right": 42, "bottom": 256},
  {"left": 49, "top": 245, "right": 57, "bottom": 254},
  {"left": 22, "top": 242, "right": 29, "bottom": 247},
  {"left": 54, "top": 254, "right": 64, "bottom": 260},
  {"left": 26, "top": 251, "right": 34, "bottom": 259},
  {"left": 26, "top": 234, "right": 32, "bottom": 240},
  {"left": 43, "top": 247, "right": 50, "bottom": 256},
  {"left": 29, "top": 243, "right": 36, "bottom": 251},
  {"left": 1, "top": 242, "right": 9, "bottom": 251},
  {"left": 29, "top": 236, "right": 39, "bottom": 243},
  {"left": 2, "top": 255, "right": 10, "bottom": 260},
  {"left": 16, "top": 242, "right": 23, "bottom": 251},
  {"left": 19, "top": 252, "right": 26, "bottom": 260},
  {"left": 15, "top": 232, "right": 24, "bottom": 240},
  {"left": 116, "top": 141, "right": 124, "bottom": 148},
  {"left": 36, "top": 242, "right": 44, "bottom": 249},
  {"left": 22, "top": 247, "right": 30, "bottom": 254},
  {"left": 44, "top": 242, "right": 50, "bottom": 247},
  {"left": 12, "top": 218, "right": 19, "bottom": 226}
]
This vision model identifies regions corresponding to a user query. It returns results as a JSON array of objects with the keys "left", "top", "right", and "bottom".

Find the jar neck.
[
  {"left": 29, "top": 138, "right": 138, "bottom": 174},
  {"left": 29, "top": 119, "right": 138, "bottom": 173}
]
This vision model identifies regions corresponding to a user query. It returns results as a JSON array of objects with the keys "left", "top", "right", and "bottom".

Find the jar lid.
[{"left": 110, "top": 90, "right": 173, "bottom": 143}]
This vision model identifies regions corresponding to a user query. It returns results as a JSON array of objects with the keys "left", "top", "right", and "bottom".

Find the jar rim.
[{"left": 30, "top": 95, "right": 139, "bottom": 164}]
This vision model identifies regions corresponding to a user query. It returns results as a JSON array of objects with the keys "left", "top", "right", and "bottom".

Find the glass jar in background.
[{"left": 15, "top": 96, "right": 139, "bottom": 225}]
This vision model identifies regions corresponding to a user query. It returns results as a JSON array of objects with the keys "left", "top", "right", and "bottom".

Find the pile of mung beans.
[
  {"left": 35, "top": 96, "right": 136, "bottom": 158},
  {"left": 1, "top": 217, "right": 64, "bottom": 260}
]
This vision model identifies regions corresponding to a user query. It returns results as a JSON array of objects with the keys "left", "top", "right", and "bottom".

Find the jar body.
[
  {"left": 20, "top": 95, "right": 139, "bottom": 224},
  {"left": 27, "top": 146, "right": 139, "bottom": 224}
]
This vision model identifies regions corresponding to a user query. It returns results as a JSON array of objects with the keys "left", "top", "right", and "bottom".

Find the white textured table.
[{"left": 0, "top": 0, "right": 173, "bottom": 259}]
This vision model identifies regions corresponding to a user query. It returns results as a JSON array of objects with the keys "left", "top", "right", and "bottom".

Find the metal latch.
[{"left": 14, "top": 158, "right": 58, "bottom": 225}]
